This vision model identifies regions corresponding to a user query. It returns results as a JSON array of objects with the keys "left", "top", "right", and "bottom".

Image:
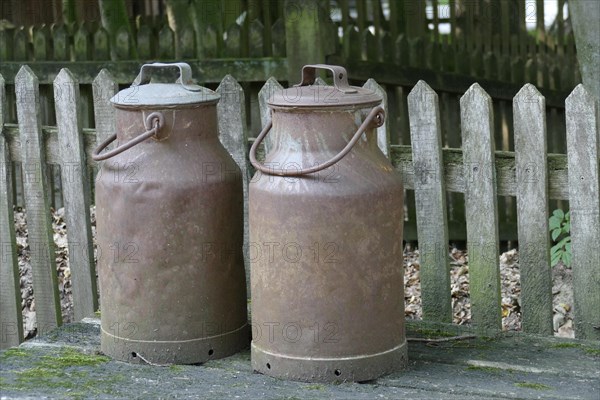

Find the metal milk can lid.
[
  {"left": 267, "top": 64, "right": 382, "bottom": 108},
  {"left": 110, "top": 62, "right": 220, "bottom": 108}
]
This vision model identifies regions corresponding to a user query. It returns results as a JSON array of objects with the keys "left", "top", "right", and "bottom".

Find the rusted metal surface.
[
  {"left": 249, "top": 65, "right": 406, "bottom": 382},
  {"left": 94, "top": 63, "right": 248, "bottom": 365}
]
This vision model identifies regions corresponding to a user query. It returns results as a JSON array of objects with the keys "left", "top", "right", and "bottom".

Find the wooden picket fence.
[
  {"left": 0, "top": 1, "right": 581, "bottom": 243},
  {"left": 1, "top": 65, "right": 598, "bottom": 350}
]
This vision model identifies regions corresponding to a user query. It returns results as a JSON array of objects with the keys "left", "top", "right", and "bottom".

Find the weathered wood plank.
[
  {"left": 407, "top": 81, "right": 452, "bottom": 323},
  {"left": 249, "top": 19, "right": 264, "bottom": 58},
  {"left": 0, "top": 59, "right": 288, "bottom": 85},
  {"left": 0, "top": 73, "right": 24, "bottom": 349},
  {"left": 271, "top": 19, "right": 285, "bottom": 57},
  {"left": 178, "top": 25, "right": 195, "bottom": 59},
  {"left": 258, "top": 77, "right": 283, "bottom": 153},
  {"left": 224, "top": 23, "right": 242, "bottom": 58},
  {"left": 565, "top": 85, "right": 600, "bottom": 340},
  {"left": 73, "top": 23, "right": 91, "bottom": 61},
  {"left": 158, "top": 25, "right": 175, "bottom": 59},
  {"left": 284, "top": 0, "right": 325, "bottom": 82},
  {"left": 216, "top": 75, "right": 250, "bottom": 295},
  {"left": 343, "top": 26, "right": 361, "bottom": 60},
  {"left": 93, "top": 27, "right": 110, "bottom": 61},
  {"left": 513, "top": 84, "right": 553, "bottom": 335},
  {"left": 15, "top": 66, "right": 62, "bottom": 333},
  {"left": 54, "top": 69, "right": 98, "bottom": 321},
  {"left": 325, "top": 57, "right": 569, "bottom": 109},
  {"left": 92, "top": 69, "right": 118, "bottom": 148},
  {"left": 363, "top": 79, "right": 390, "bottom": 157},
  {"left": 461, "top": 84, "right": 502, "bottom": 333}
]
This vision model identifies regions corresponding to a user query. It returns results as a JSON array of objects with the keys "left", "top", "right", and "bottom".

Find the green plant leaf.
[
  {"left": 565, "top": 242, "right": 571, "bottom": 253},
  {"left": 549, "top": 215, "right": 562, "bottom": 230},
  {"left": 551, "top": 228, "right": 561, "bottom": 241},
  {"left": 551, "top": 250, "right": 562, "bottom": 266},
  {"left": 563, "top": 221, "right": 570, "bottom": 234},
  {"left": 557, "top": 236, "right": 571, "bottom": 248},
  {"left": 561, "top": 251, "right": 572, "bottom": 267},
  {"left": 551, "top": 242, "right": 563, "bottom": 253},
  {"left": 553, "top": 209, "right": 565, "bottom": 219}
]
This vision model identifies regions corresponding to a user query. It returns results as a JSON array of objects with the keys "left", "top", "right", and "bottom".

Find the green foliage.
[
  {"left": 515, "top": 382, "right": 553, "bottom": 390},
  {"left": 549, "top": 209, "right": 571, "bottom": 267}
]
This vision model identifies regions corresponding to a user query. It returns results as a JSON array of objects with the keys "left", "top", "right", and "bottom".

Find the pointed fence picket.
[
  {"left": 1, "top": 68, "right": 599, "bottom": 350},
  {"left": 406, "top": 81, "right": 452, "bottom": 324}
]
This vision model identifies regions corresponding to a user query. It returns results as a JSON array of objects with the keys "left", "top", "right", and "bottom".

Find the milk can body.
[
  {"left": 93, "top": 63, "right": 248, "bottom": 364},
  {"left": 249, "top": 65, "right": 407, "bottom": 382}
]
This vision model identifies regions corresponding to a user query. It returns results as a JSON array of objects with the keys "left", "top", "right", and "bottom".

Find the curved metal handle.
[
  {"left": 295, "top": 64, "right": 357, "bottom": 94},
  {"left": 92, "top": 112, "right": 164, "bottom": 161},
  {"left": 132, "top": 62, "right": 201, "bottom": 92},
  {"left": 249, "top": 106, "right": 385, "bottom": 177}
]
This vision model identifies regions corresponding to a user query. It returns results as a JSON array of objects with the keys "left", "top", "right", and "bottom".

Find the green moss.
[
  {"left": 515, "top": 382, "right": 552, "bottom": 390},
  {"left": 550, "top": 342, "right": 582, "bottom": 349},
  {"left": 410, "top": 328, "right": 456, "bottom": 339},
  {"left": 3, "top": 347, "right": 120, "bottom": 398},
  {"left": 44, "top": 348, "right": 109, "bottom": 368},
  {"left": 0, "top": 348, "right": 31, "bottom": 359},
  {"left": 169, "top": 364, "right": 183, "bottom": 372},
  {"left": 304, "top": 384, "right": 325, "bottom": 390},
  {"left": 94, "top": 310, "right": 101, "bottom": 317},
  {"left": 584, "top": 347, "right": 600, "bottom": 357}
]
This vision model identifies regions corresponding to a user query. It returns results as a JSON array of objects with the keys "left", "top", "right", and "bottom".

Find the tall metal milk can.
[
  {"left": 92, "top": 63, "right": 248, "bottom": 364},
  {"left": 249, "top": 64, "right": 407, "bottom": 382}
]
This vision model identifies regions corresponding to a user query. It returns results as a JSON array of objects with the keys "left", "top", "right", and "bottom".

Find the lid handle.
[
  {"left": 295, "top": 64, "right": 358, "bottom": 94},
  {"left": 132, "top": 62, "right": 202, "bottom": 92}
]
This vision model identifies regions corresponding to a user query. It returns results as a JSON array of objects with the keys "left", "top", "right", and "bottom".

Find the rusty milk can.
[
  {"left": 248, "top": 64, "right": 407, "bottom": 382},
  {"left": 92, "top": 63, "right": 248, "bottom": 364}
]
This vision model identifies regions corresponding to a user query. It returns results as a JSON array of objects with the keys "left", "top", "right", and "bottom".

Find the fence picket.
[
  {"left": 271, "top": 19, "right": 285, "bottom": 57},
  {"left": 216, "top": 75, "right": 251, "bottom": 293},
  {"left": 92, "top": 69, "right": 118, "bottom": 147},
  {"left": 51, "top": 24, "right": 69, "bottom": 61},
  {"left": 136, "top": 23, "right": 152, "bottom": 59},
  {"left": 565, "top": 85, "right": 600, "bottom": 340},
  {"left": 249, "top": 20, "right": 265, "bottom": 58},
  {"left": 0, "top": 74, "right": 24, "bottom": 349},
  {"left": 114, "top": 26, "right": 132, "bottom": 59},
  {"left": 93, "top": 27, "right": 110, "bottom": 61},
  {"left": 224, "top": 23, "right": 242, "bottom": 58},
  {"left": 461, "top": 84, "right": 501, "bottom": 333},
  {"left": 33, "top": 25, "right": 50, "bottom": 61},
  {"left": 158, "top": 25, "right": 175, "bottom": 59},
  {"left": 363, "top": 79, "right": 390, "bottom": 157},
  {"left": 74, "top": 23, "right": 91, "bottom": 61},
  {"left": 13, "top": 27, "right": 28, "bottom": 61},
  {"left": 178, "top": 25, "right": 195, "bottom": 59},
  {"left": 15, "top": 66, "right": 63, "bottom": 332},
  {"left": 513, "top": 84, "right": 553, "bottom": 335},
  {"left": 54, "top": 69, "right": 98, "bottom": 321},
  {"left": 407, "top": 81, "right": 452, "bottom": 323},
  {"left": 258, "top": 77, "right": 283, "bottom": 153}
]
